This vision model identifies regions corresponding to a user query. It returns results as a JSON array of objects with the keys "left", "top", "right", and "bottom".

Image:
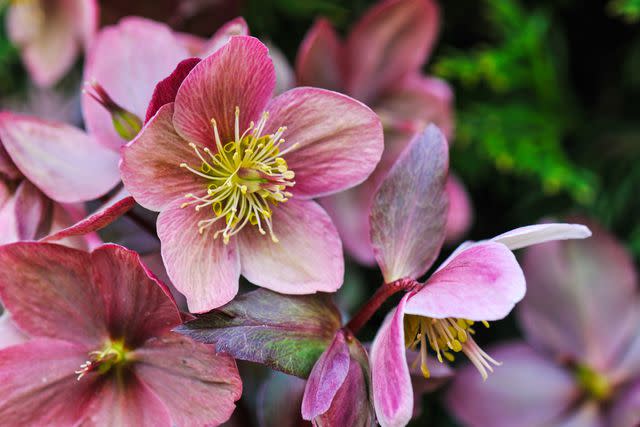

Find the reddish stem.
[{"left": 346, "top": 277, "right": 417, "bottom": 335}]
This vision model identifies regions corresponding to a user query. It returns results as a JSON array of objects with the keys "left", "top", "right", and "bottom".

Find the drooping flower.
[
  {"left": 120, "top": 35, "right": 383, "bottom": 312},
  {"left": 5, "top": 0, "right": 98, "bottom": 87},
  {"left": 447, "top": 219, "right": 640, "bottom": 427},
  {"left": 365, "top": 125, "right": 591, "bottom": 427},
  {"left": 296, "top": 0, "right": 472, "bottom": 264},
  {"left": 0, "top": 242, "right": 242, "bottom": 426}
]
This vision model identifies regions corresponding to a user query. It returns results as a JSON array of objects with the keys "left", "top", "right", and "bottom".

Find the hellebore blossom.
[
  {"left": 296, "top": 0, "right": 472, "bottom": 264},
  {"left": 364, "top": 125, "right": 591, "bottom": 427},
  {"left": 0, "top": 112, "right": 120, "bottom": 246},
  {"left": 5, "top": 0, "right": 98, "bottom": 87},
  {"left": 447, "top": 220, "right": 640, "bottom": 427},
  {"left": 0, "top": 242, "right": 242, "bottom": 426},
  {"left": 121, "top": 35, "right": 383, "bottom": 312}
]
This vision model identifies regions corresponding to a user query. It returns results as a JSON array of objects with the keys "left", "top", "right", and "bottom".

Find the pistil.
[{"left": 75, "top": 339, "right": 128, "bottom": 381}]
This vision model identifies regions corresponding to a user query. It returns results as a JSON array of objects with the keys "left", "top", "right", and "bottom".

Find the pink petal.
[
  {"left": 370, "top": 125, "right": 449, "bottom": 283},
  {"left": 83, "top": 17, "right": 189, "bottom": 150},
  {"left": 199, "top": 17, "right": 250, "bottom": 57},
  {"left": 295, "top": 18, "right": 344, "bottom": 91},
  {"left": 0, "top": 313, "right": 27, "bottom": 349},
  {"left": 121, "top": 103, "right": 202, "bottom": 211},
  {"left": 0, "top": 142, "right": 21, "bottom": 179},
  {"left": 0, "top": 181, "right": 20, "bottom": 244},
  {"left": 345, "top": 0, "right": 440, "bottom": 102},
  {"left": 609, "top": 380, "right": 640, "bottom": 427},
  {"left": 611, "top": 311, "right": 640, "bottom": 381},
  {"left": 133, "top": 333, "right": 242, "bottom": 427},
  {"left": 265, "top": 87, "right": 383, "bottom": 198},
  {"left": 444, "top": 174, "right": 473, "bottom": 243},
  {"left": 13, "top": 180, "right": 48, "bottom": 241},
  {"left": 157, "top": 203, "right": 240, "bottom": 313},
  {"left": 406, "top": 242, "right": 526, "bottom": 320},
  {"left": 446, "top": 342, "right": 579, "bottom": 427},
  {"left": 0, "top": 112, "right": 120, "bottom": 203},
  {"left": 145, "top": 58, "right": 202, "bottom": 123},
  {"left": 492, "top": 223, "right": 592, "bottom": 250},
  {"left": 269, "top": 42, "right": 295, "bottom": 95},
  {"left": 48, "top": 202, "right": 94, "bottom": 250},
  {"left": 370, "top": 294, "right": 413, "bottom": 427},
  {"left": 173, "top": 36, "right": 275, "bottom": 146},
  {"left": 519, "top": 220, "right": 638, "bottom": 372},
  {"left": 302, "top": 331, "right": 351, "bottom": 420},
  {"left": 556, "top": 403, "right": 606, "bottom": 427},
  {"left": 238, "top": 199, "right": 343, "bottom": 295}
]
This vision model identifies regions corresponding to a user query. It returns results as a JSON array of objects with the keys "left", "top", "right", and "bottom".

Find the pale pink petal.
[
  {"left": 370, "top": 294, "right": 413, "bottom": 427},
  {"left": 0, "top": 182, "right": 20, "bottom": 244},
  {"left": 296, "top": 18, "right": 344, "bottom": 91},
  {"left": 611, "top": 309, "right": 640, "bottom": 381},
  {"left": 199, "top": 17, "right": 249, "bottom": 57},
  {"left": 406, "top": 242, "right": 525, "bottom": 320},
  {"left": 269, "top": 43, "right": 295, "bottom": 95},
  {"left": 302, "top": 331, "right": 351, "bottom": 420},
  {"left": 13, "top": 180, "right": 48, "bottom": 241},
  {"left": 173, "top": 36, "right": 275, "bottom": 147},
  {"left": 121, "top": 103, "right": 202, "bottom": 211},
  {"left": 609, "top": 380, "right": 640, "bottom": 427},
  {"left": 145, "top": 58, "right": 201, "bottom": 123},
  {"left": 83, "top": 17, "right": 189, "bottom": 150},
  {"left": 519, "top": 220, "right": 638, "bottom": 372},
  {"left": 238, "top": 199, "right": 343, "bottom": 295},
  {"left": 157, "top": 203, "right": 240, "bottom": 313},
  {"left": 446, "top": 342, "right": 579, "bottom": 427},
  {"left": 444, "top": 174, "right": 473, "bottom": 243},
  {"left": 133, "top": 333, "right": 242, "bottom": 427},
  {"left": 265, "top": 87, "right": 383, "bottom": 198},
  {"left": 48, "top": 202, "right": 94, "bottom": 250},
  {"left": 0, "top": 313, "right": 27, "bottom": 349},
  {"left": 0, "top": 112, "right": 120, "bottom": 203},
  {"left": 492, "top": 223, "right": 592, "bottom": 250},
  {"left": 345, "top": 0, "right": 440, "bottom": 102},
  {"left": 371, "top": 125, "right": 449, "bottom": 283},
  {"left": 556, "top": 402, "right": 606, "bottom": 427}
]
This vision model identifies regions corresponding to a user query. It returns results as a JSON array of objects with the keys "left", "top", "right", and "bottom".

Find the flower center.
[
  {"left": 404, "top": 315, "right": 501, "bottom": 380},
  {"left": 575, "top": 364, "right": 613, "bottom": 401},
  {"left": 75, "top": 339, "right": 128, "bottom": 381},
  {"left": 180, "top": 107, "right": 296, "bottom": 244}
]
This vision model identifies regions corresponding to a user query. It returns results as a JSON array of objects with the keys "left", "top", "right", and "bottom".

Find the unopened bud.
[{"left": 83, "top": 80, "right": 143, "bottom": 141}]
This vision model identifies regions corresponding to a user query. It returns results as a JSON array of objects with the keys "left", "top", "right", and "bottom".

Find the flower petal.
[
  {"left": 269, "top": 42, "right": 295, "bottom": 95},
  {"left": 0, "top": 313, "right": 27, "bottom": 349},
  {"left": 133, "top": 333, "right": 242, "bottom": 427},
  {"left": 121, "top": 103, "right": 202, "bottom": 211},
  {"left": 0, "top": 112, "right": 120, "bottom": 203},
  {"left": 157, "top": 203, "right": 240, "bottom": 313},
  {"left": 238, "top": 198, "right": 343, "bottom": 295},
  {"left": 0, "top": 142, "right": 20, "bottom": 179},
  {"left": 83, "top": 17, "right": 189, "bottom": 150},
  {"left": 492, "top": 223, "right": 592, "bottom": 250},
  {"left": 370, "top": 294, "right": 413, "bottom": 427},
  {"left": 446, "top": 342, "right": 579, "bottom": 427},
  {"left": 0, "top": 181, "right": 19, "bottom": 244},
  {"left": 444, "top": 174, "right": 473, "bottom": 243},
  {"left": 609, "top": 379, "right": 640, "bottom": 427},
  {"left": 145, "top": 58, "right": 202, "bottom": 123},
  {"left": 173, "top": 36, "right": 275, "bottom": 146},
  {"left": 406, "top": 242, "right": 525, "bottom": 320},
  {"left": 199, "top": 17, "right": 249, "bottom": 57},
  {"left": 371, "top": 125, "right": 449, "bottom": 283},
  {"left": 13, "top": 180, "right": 49, "bottom": 241},
  {"left": 296, "top": 18, "right": 344, "bottom": 91},
  {"left": 345, "top": 0, "right": 440, "bottom": 102},
  {"left": 265, "top": 87, "right": 383, "bottom": 198},
  {"left": 556, "top": 402, "right": 606, "bottom": 427}
]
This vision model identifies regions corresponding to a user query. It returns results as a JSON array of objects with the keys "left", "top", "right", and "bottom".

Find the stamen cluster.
[{"left": 75, "top": 339, "right": 128, "bottom": 380}]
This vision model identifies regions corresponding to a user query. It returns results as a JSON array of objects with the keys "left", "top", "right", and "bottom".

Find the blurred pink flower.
[
  {"left": 447, "top": 220, "right": 640, "bottom": 427},
  {"left": 0, "top": 242, "right": 242, "bottom": 426},
  {"left": 120, "top": 36, "right": 383, "bottom": 312},
  {"left": 6, "top": 0, "right": 98, "bottom": 88},
  {"left": 296, "top": 0, "right": 472, "bottom": 264}
]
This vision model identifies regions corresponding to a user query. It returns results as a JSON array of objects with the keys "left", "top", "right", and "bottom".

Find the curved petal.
[
  {"left": 265, "top": 87, "right": 383, "bottom": 198},
  {"left": 556, "top": 402, "right": 606, "bottom": 427},
  {"left": 157, "top": 203, "right": 240, "bottom": 313},
  {"left": 83, "top": 17, "right": 189, "bottom": 150},
  {"left": 370, "top": 294, "right": 413, "bottom": 427},
  {"left": 121, "top": 103, "right": 202, "bottom": 212},
  {"left": 238, "top": 199, "right": 343, "bottom": 295},
  {"left": 609, "top": 380, "right": 640, "bottom": 427},
  {"left": 406, "top": 242, "right": 525, "bottom": 320},
  {"left": 345, "top": 0, "right": 440, "bottom": 102},
  {"left": 446, "top": 342, "right": 579, "bottom": 427},
  {"left": 13, "top": 180, "right": 49, "bottom": 241},
  {"left": 0, "top": 313, "right": 27, "bottom": 349},
  {"left": 269, "top": 42, "right": 295, "bottom": 95},
  {"left": 0, "top": 112, "right": 120, "bottom": 203},
  {"left": 145, "top": 58, "right": 201, "bottom": 123},
  {"left": 296, "top": 18, "right": 344, "bottom": 91},
  {"left": 173, "top": 36, "right": 275, "bottom": 147},
  {"left": 0, "top": 182, "right": 20, "bottom": 244},
  {"left": 519, "top": 220, "right": 639, "bottom": 371},
  {"left": 492, "top": 223, "right": 592, "bottom": 250},
  {"left": 199, "top": 17, "right": 249, "bottom": 57},
  {"left": 444, "top": 174, "right": 473, "bottom": 243},
  {"left": 0, "top": 142, "right": 21, "bottom": 179},
  {"left": 133, "top": 333, "right": 242, "bottom": 427}
]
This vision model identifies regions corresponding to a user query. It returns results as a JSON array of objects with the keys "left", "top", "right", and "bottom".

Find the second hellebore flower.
[{"left": 121, "top": 35, "right": 383, "bottom": 312}]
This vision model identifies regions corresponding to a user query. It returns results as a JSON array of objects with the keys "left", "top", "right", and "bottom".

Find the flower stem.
[{"left": 346, "top": 278, "right": 417, "bottom": 335}]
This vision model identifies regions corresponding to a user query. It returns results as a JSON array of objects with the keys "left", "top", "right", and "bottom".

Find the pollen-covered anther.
[
  {"left": 404, "top": 315, "right": 500, "bottom": 380},
  {"left": 75, "top": 340, "right": 128, "bottom": 381},
  {"left": 179, "top": 107, "right": 297, "bottom": 243}
]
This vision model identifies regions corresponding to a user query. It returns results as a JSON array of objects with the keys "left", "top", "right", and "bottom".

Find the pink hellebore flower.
[
  {"left": 6, "top": 0, "right": 98, "bottom": 87},
  {"left": 365, "top": 125, "right": 591, "bottom": 427},
  {"left": 296, "top": 0, "right": 472, "bottom": 264},
  {"left": 0, "top": 112, "right": 120, "bottom": 246},
  {"left": 120, "top": 36, "right": 383, "bottom": 312},
  {"left": 0, "top": 242, "right": 242, "bottom": 426},
  {"left": 447, "top": 220, "right": 640, "bottom": 427}
]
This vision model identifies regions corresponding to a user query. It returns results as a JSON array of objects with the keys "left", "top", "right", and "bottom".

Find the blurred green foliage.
[{"left": 610, "top": 0, "right": 640, "bottom": 21}]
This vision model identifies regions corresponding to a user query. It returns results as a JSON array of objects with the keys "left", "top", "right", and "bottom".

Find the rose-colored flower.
[
  {"left": 6, "top": 0, "right": 98, "bottom": 88},
  {"left": 296, "top": 0, "right": 472, "bottom": 264},
  {"left": 0, "top": 242, "right": 242, "bottom": 426},
  {"left": 447, "top": 220, "right": 640, "bottom": 427},
  {"left": 0, "top": 112, "right": 120, "bottom": 246},
  {"left": 120, "top": 35, "right": 383, "bottom": 312}
]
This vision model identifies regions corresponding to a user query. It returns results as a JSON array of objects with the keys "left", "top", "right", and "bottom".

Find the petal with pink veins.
[
  {"left": 492, "top": 223, "right": 592, "bottom": 250},
  {"left": 296, "top": 19, "right": 344, "bottom": 91},
  {"left": 238, "top": 198, "right": 343, "bottom": 295}
]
